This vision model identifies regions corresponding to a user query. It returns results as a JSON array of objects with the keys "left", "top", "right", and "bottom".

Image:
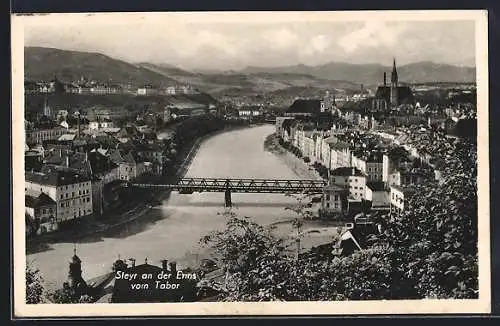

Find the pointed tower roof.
[
  {"left": 391, "top": 57, "right": 398, "bottom": 83},
  {"left": 71, "top": 243, "right": 81, "bottom": 264}
]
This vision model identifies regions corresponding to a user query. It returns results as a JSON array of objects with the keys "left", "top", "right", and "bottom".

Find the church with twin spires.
[{"left": 371, "top": 58, "right": 414, "bottom": 111}]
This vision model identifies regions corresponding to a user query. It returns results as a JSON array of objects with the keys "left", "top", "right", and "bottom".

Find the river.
[{"left": 27, "top": 125, "right": 312, "bottom": 290}]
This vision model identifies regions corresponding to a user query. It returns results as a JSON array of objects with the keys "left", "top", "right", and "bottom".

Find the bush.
[{"left": 26, "top": 263, "right": 44, "bottom": 304}]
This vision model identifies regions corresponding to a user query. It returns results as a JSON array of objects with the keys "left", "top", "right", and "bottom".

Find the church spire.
[{"left": 391, "top": 57, "right": 398, "bottom": 85}]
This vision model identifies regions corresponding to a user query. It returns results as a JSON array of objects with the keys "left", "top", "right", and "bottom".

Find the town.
[{"left": 23, "top": 52, "right": 478, "bottom": 303}]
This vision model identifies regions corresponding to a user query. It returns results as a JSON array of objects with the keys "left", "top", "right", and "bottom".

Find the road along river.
[{"left": 27, "top": 125, "right": 323, "bottom": 290}]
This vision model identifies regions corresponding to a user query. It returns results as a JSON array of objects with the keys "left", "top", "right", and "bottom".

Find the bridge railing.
[{"left": 123, "top": 177, "right": 328, "bottom": 193}]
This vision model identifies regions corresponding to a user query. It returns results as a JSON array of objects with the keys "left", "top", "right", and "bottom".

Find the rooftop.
[
  {"left": 366, "top": 181, "right": 387, "bottom": 192},
  {"left": 390, "top": 184, "right": 420, "bottom": 195},
  {"left": 331, "top": 167, "right": 365, "bottom": 177},
  {"left": 287, "top": 99, "right": 322, "bottom": 115},
  {"left": 26, "top": 166, "right": 90, "bottom": 187},
  {"left": 25, "top": 193, "right": 56, "bottom": 208}
]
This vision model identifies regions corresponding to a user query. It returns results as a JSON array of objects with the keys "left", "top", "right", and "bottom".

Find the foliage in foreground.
[
  {"left": 26, "top": 262, "right": 95, "bottom": 304},
  {"left": 201, "top": 141, "right": 478, "bottom": 301}
]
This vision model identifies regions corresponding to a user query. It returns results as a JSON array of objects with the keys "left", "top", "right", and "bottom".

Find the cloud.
[
  {"left": 337, "top": 21, "right": 407, "bottom": 54},
  {"left": 264, "top": 28, "right": 299, "bottom": 50},
  {"left": 22, "top": 16, "right": 474, "bottom": 70},
  {"left": 310, "top": 35, "right": 330, "bottom": 53}
]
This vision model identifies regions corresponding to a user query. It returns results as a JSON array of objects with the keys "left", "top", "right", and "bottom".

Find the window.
[
  {"left": 79, "top": 190, "right": 81, "bottom": 195},
  {"left": 60, "top": 202, "right": 64, "bottom": 208},
  {"left": 60, "top": 194, "right": 63, "bottom": 199},
  {"left": 87, "top": 197, "right": 90, "bottom": 203},
  {"left": 72, "top": 192, "right": 75, "bottom": 197}
]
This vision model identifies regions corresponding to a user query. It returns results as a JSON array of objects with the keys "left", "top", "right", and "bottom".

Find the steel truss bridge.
[{"left": 124, "top": 177, "right": 327, "bottom": 207}]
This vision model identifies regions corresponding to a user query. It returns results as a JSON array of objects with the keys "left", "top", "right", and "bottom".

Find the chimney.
[
  {"left": 161, "top": 259, "right": 168, "bottom": 271},
  {"left": 352, "top": 167, "right": 355, "bottom": 175},
  {"left": 66, "top": 155, "right": 69, "bottom": 167},
  {"left": 383, "top": 72, "right": 387, "bottom": 86},
  {"left": 169, "top": 261, "right": 177, "bottom": 275},
  {"left": 85, "top": 151, "right": 88, "bottom": 162}
]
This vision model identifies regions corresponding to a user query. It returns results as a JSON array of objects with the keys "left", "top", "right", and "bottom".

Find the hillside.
[
  {"left": 139, "top": 63, "right": 360, "bottom": 95},
  {"left": 25, "top": 47, "right": 475, "bottom": 103},
  {"left": 239, "top": 61, "right": 476, "bottom": 85},
  {"left": 25, "top": 47, "right": 179, "bottom": 87}
]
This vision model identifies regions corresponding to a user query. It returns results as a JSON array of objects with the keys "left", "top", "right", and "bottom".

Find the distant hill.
[
  {"left": 139, "top": 63, "right": 360, "bottom": 95},
  {"left": 25, "top": 47, "right": 179, "bottom": 87},
  {"left": 25, "top": 47, "right": 475, "bottom": 103},
  {"left": 238, "top": 61, "right": 476, "bottom": 85}
]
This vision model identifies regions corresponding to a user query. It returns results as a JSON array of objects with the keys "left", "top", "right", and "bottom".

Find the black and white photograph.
[{"left": 12, "top": 10, "right": 490, "bottom": 316}]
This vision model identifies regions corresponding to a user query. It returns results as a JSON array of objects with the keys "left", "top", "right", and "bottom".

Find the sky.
[{"left": 20, "top": 12, "right": 478, "bottom": 71}]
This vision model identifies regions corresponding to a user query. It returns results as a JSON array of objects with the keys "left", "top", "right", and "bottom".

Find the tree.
[
  {"left": 199, "top": 140, "right": 477, "bottom": 301},
  {"left": 285, "top": 193, "right": 314, "bottom": 260},
  {"left": 26, "top": 262, "right": 44, "bottom": 304},
  {"left": 48, "top": 283, "right": 94, "bottom": 304},
  {"left": 372, "top": 139, "right": 478, "bottom": 299},
  {"left": 199, "top": 210, "right": 290, "bottom": 301}
]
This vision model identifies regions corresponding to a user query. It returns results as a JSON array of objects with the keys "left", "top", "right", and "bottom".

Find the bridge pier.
[{"left": 224, "top": 189, "right": 232, "bottom": 207}]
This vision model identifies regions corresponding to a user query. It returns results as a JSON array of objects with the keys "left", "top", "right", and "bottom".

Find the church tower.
[
  {"left": 68, "top": 245, "right": 87, "bottom": 295},
  {"left": 390, "top": 57, "right": 399, "bottom": 107},
  {"left": 43, "top": 94, "right": 51, "bottom": 118}
]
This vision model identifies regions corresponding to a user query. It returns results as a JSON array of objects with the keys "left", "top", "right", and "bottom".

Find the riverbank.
[
  {"left": 263, "top": 132, "right": 343, "bottom": 251},
  {"left": 263, "top": 133, "right": 322, "bottom": 181},
  {"left": 26, "top": 123, "right": 253, "bottom": 255}
]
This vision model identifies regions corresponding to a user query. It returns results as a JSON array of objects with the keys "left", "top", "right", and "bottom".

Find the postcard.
[{"left": 12, "top": 10, "right": 490, "bottom": 317}]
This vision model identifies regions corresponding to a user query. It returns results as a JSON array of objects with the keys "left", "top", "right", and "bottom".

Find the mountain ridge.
[{"left": 25, "top": 47, "right": 476, "bottom": 98}]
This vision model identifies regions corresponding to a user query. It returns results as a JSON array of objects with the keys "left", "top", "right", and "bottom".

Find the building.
[
  {"left": 285, "top": 99, "right": 325, "bottom": 117},
  {"left": 109, "top": 149, "right": 147, "bottom": 181},
  {"left": 25, "top": 166, "right": 93, "bottom": 224},
  {"left": 326, "top": 138, "right": 351, "bottom": 171},
  {"left": 26, "top": 127, "right": 68, "bottom": 145},
  {"left": 89, "top": 84, "right": 122, "bottom": 95},
  {"left": 25, "top": 193, "right": 58, "bottom": 235},
  {"left": 135, "top": 143, "right": 165, "bottom": 176},
  {"left": 275, "top": 117, "right": 295, "bottom": 139},
  {"left": 365, "top": 181, "right": 390, "bottom": 211},
  {"left": 389, "top": 185, "right": 418, "bottom": 212},
  {"left": 137, "top": 85, "right": 160, "bottom": 96},
  {"left": 56, "top": 110, "right": 69, "bottom": 122},
  {"left": 351, "top": 151, "right": 386, "bottom": 182},
  {"left": 89, "top": 117, "right": 115, "bottom": 130},
  {"left": 68, "top": 151, "right": 120, "bottom": 217},
  {"left": 165, "top": 86, "right": 176, "bottom": 95},
  {"left": 237, "top": 106, "right": 262, "bottom": 119},
  {"left": 320, "top": 184, "right": 346, "bottom": 217},
  {"left": 330, "top": 167, "right": 366, "bottom": 201},
  {"left": 371, "top": 58, "right": 414, "bottom": 111}
]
